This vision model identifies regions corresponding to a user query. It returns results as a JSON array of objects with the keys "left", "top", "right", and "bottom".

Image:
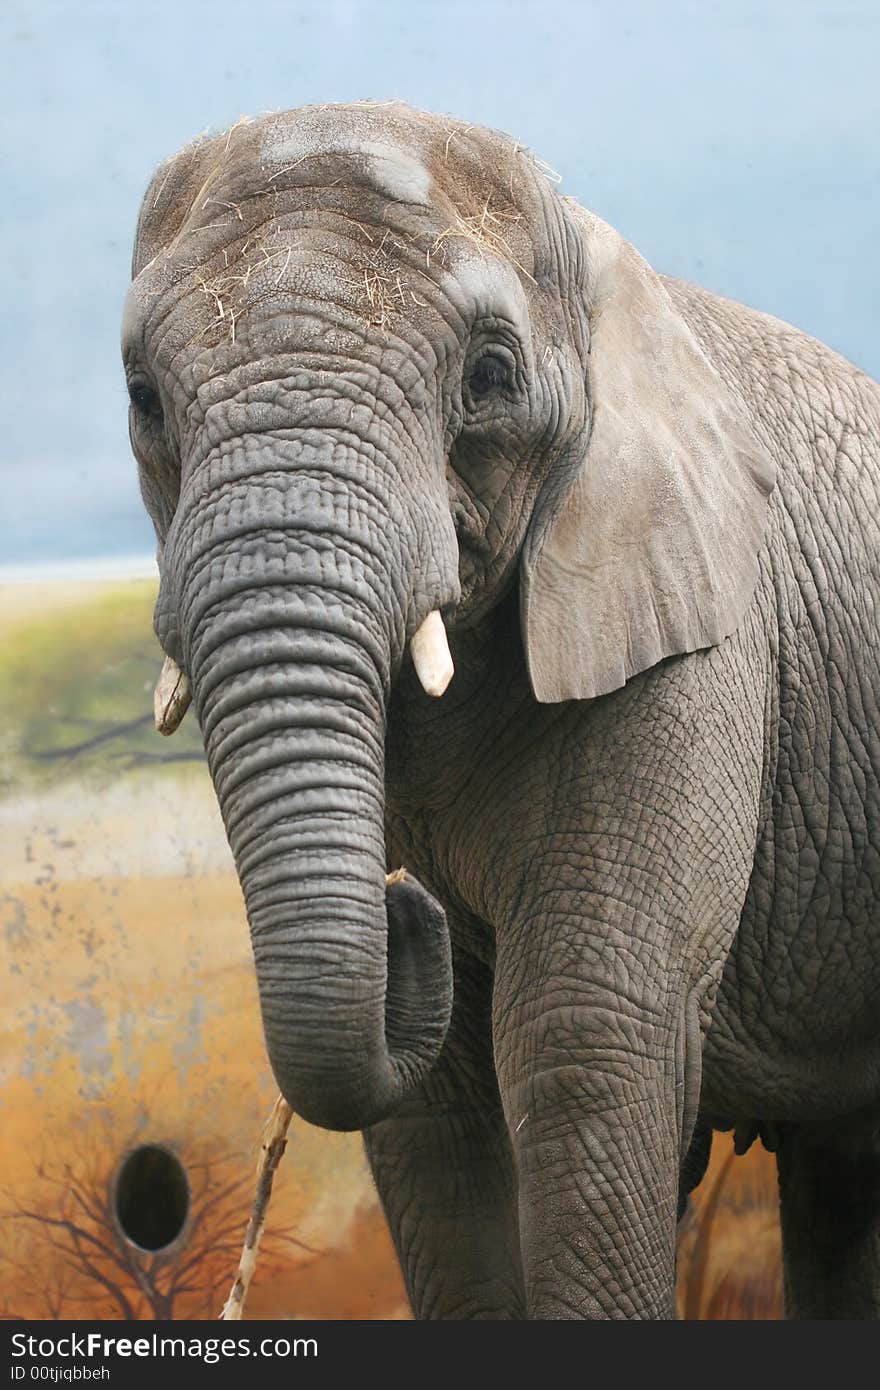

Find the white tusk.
[
  {"left": 154, "top": 655, "right": 192, "bottom": 735},
  {"left": 410, "top": 611, "right": 454, "bottom": 697}
]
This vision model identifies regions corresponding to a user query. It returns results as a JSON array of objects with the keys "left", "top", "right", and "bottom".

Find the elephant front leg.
[
  {"left": 363, "top": 941, "right": 525, "bottom": 1319},
  {"left": 777, "top": 1129, "right": 880, "bottom": 1318},
  {"left": 493, "top": 919, "right": 683, "bottom": 1319}
]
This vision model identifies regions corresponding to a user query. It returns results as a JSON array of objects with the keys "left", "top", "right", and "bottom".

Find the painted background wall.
[
  {"left": 3, "top": 0, "right": 878, "bottom": 567},
  {"left": 0, "top": 579, "right": 783, "bottom": 1319},
  {"left": 2, "top": 0, "right": 876, "bottom": 1318}
]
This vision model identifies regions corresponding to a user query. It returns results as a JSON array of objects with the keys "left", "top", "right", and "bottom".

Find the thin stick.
[
  {"left": 219, "top": 870, "right": 407, "bottom": 1320},
  {"left": 219, "top": 1094, "right": 294, "bottom": 1320}
]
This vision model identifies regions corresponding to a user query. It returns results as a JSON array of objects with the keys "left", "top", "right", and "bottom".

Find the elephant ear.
[{"left": 520, "top": 205, "right": 775, "bottom": 703}]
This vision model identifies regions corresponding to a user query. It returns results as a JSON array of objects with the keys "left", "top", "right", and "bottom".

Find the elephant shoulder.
[{"left": 662, "top": 276, "right": 880, "bottom": 477}]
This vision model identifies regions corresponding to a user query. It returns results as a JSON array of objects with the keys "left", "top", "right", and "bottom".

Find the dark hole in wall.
[{"left": 114, "top": 1144, "right": 189, "bottom": 1251}]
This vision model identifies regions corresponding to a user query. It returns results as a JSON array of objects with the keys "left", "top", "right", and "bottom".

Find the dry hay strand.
[
  {"left": 521, "top": 149, "right": 562, "bottom": 186},
  {"left": 361, "top": 262, "right": 411, "bottom": 329},
  {"left": 441, "top": 123, "right": 475, "bottom": 164},
  {"left": 430, "top": 196, "right": 536, "bottom": 285},
  {"left": 223, "top": 114, "right": 253, "bottom": 153},
  {"left": 187, "top": 230, "right": 295, "bottom": 347},
  {"left": 193, "top": 271, "right": 244, "bottom": 345},
  {"left": 362, "top": 268, "right": 392, "bottom": 330}
]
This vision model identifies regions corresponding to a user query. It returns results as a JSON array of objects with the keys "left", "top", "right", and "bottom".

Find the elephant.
[{"left": 122, "top": 101, "right": 880, "bottom": 1320}]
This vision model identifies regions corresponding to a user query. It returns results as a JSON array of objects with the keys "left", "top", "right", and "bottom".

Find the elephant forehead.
[
  {"left": 441, "top": 254, "right": 531, "bottom": 326},
  {"left": 261, "top": 126, "right": 433, "bottom": 208}
]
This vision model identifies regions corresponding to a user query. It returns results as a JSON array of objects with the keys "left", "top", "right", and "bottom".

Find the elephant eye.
[
  {"left": 128, "top": 379, "right": 161, "bottom": 418},
  {"left": 466, "top": 352, "right": 513, "bottom": 401}
]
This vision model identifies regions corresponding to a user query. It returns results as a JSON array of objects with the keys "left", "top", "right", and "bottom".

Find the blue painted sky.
[{"left": 2, "top": 0, "right": 878, "bottom": 564}]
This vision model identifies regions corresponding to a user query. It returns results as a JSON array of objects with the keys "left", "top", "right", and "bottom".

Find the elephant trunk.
[{"left": 170, "top": 442, "right": 454, "bottom": 1131}]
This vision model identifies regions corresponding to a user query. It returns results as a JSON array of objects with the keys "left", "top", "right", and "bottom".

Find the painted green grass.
[{"left": 0, "top": 581, "right": 205, "bottom": 792}]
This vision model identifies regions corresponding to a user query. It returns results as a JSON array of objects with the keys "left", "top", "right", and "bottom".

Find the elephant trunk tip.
[{"left": 262, "top": 871, "right": 453, "bottom": 1134}]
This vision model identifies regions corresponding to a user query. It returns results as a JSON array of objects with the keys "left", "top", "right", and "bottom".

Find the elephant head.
[{"left": 123, "top": 103, "right": 772, "bottom": 1132}]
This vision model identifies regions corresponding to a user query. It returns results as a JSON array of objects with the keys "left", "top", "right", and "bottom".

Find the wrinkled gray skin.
[{"left": 123, "top": 103, "right": 880, "bottom": 1319}]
